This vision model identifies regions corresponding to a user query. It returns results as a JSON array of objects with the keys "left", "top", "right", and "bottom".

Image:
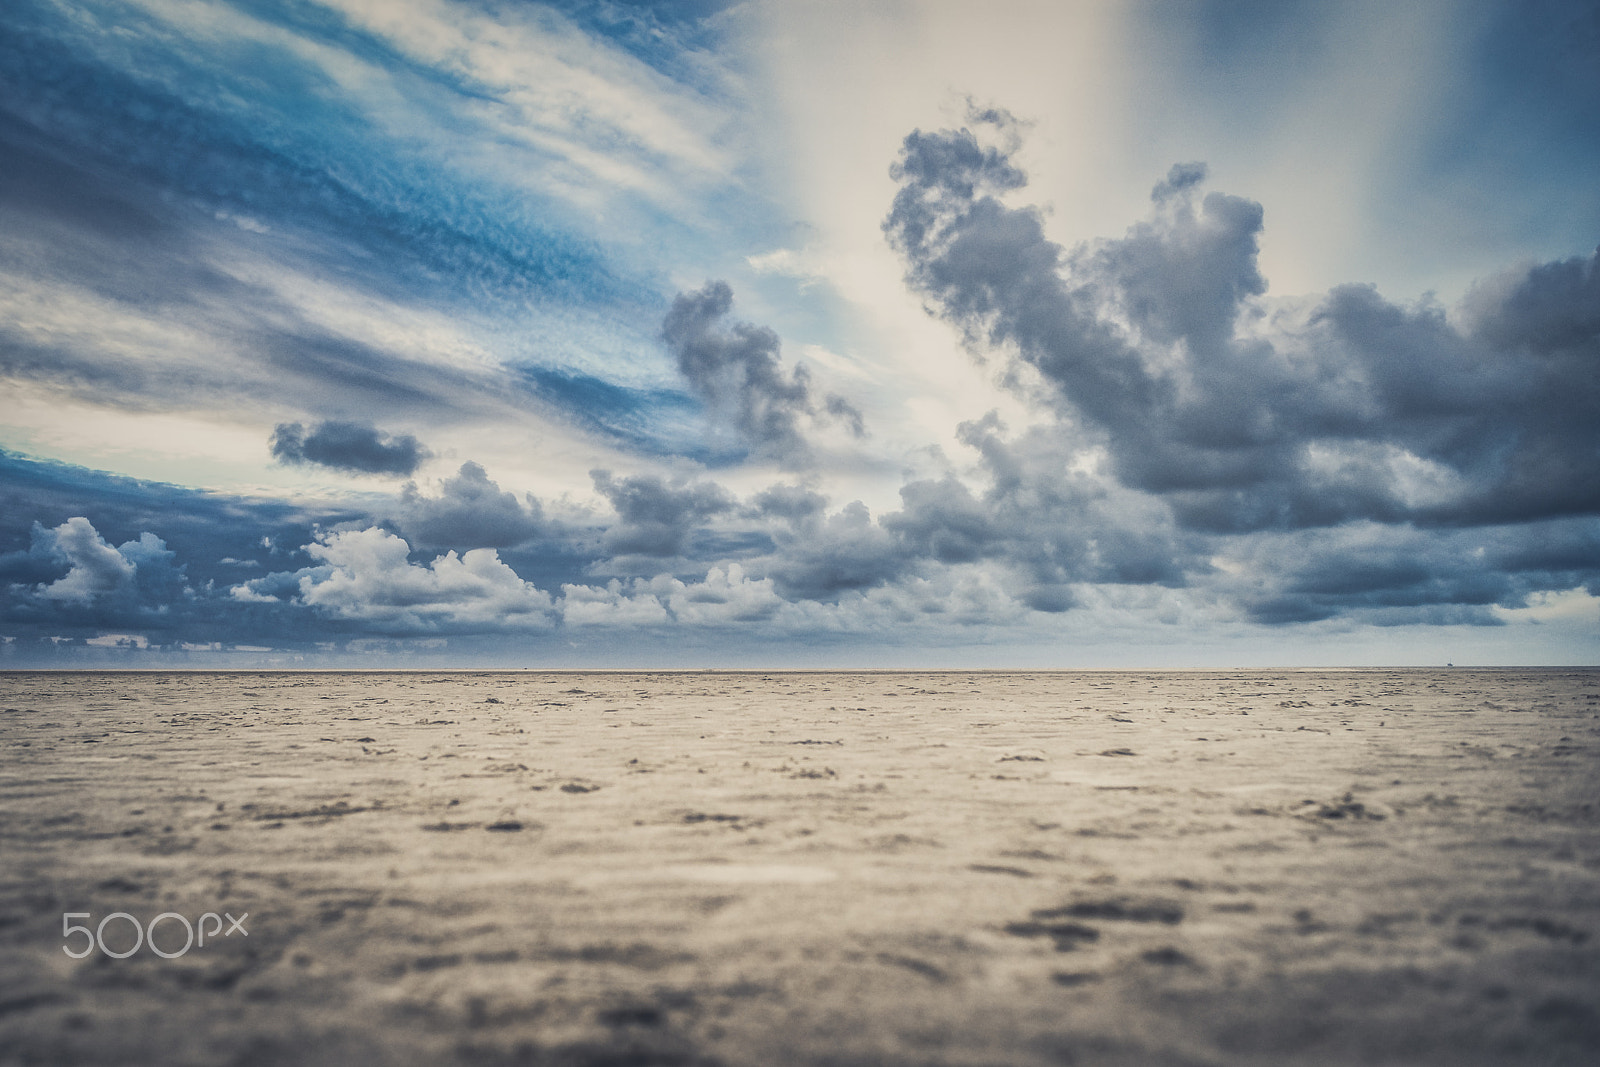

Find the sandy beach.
[{"left": 1, "top": 669, "right": 1597, "bottom": 1066}]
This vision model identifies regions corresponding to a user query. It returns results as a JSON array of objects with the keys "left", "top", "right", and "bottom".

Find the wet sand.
[{"left": 1, "top": 668, "right": 1597, "bottom": 1066}]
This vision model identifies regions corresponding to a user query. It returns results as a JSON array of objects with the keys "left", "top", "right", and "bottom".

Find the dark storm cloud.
[
  {"left": 399, "top": 462, "right": 542, "bottom": 548},
  {"left": 1150, "top": 161, "right": 1208, "bottom": 203},
  {"left": 271, "top": 421, "right": 431, "bottom": 476},
  {"left": 6, "top": 444, "right": 1588, "bottom": 653},
  {"left": 878, "top": 110, "right": 1600, "bottom": 626},
  {"left": 0, "top": 450, "right": 339, "bottom": 573},
  {"left": 762, "top": 501, "right": 906, "bottom": 602},
  {"left": 884, "top": 111, "right": 1600, "bottom": 534},
  {"left": 4, "top": 454, "right": 574, "bottom": 655},
  {"left": 1464, "top": 248, "right": 1600, "bottom": 355},
  {"left": 591, "top": 469, "right": 735, "bottom": 557},
  {"left": 661, "top": 281, "right": 863, "bottom": 462},
  {"left": 822, "top": 393, "right": 867, "bottom": 439},
  {"left": 1224, "top": 518, "right": 1600, "bottom": 626},
  {"left": 662, "top": 280, "right": 810, "bottom": 457},
  {"left": 742, "top": 422, "right": 1194, "bottom": 609},
  {"left": 747, "top": 483, "right": 828, "bottom": 524},
  {"left": 2, "top": 517, "right": 190, "bottom": 638},
  {"left": 1255, "top": 550, "right": 1509, "bottom": 625},
  {"left": 883, "top": 416, "right": 1196, "bottom": 611},
  {"left": 882, "top": 475, "right": 997, "bottom": 566},
  {"left": 0, "top": 518, "right": 197, "bottom": 648}
]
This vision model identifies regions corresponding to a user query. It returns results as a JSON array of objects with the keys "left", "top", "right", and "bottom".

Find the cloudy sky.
[{"left": 2, "top": 0, "right": 1596, "bottom": 666}]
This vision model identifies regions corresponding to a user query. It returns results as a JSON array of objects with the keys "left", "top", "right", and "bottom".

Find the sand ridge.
[{"left": 1, "top": 669, "right": 1597, "bottom": 1065}]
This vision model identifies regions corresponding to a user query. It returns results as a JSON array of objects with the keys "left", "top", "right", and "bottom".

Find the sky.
[{"left": 1, "top": 0, "right": 1597, "bottom": 667}]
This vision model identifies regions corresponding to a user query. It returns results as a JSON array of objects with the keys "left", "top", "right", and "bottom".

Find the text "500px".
[{"left": 63, "top": 911, "right": 248, "bottom": 959}]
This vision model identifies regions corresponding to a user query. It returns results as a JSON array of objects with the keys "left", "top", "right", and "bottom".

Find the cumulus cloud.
[
  {"left": 661, "top": 281, "right": 864, "bottom": 462},
  {"left": 559, "top": 565, "right": 784, "bottom": 628},
  {"left": 31, "top": 517, "right": 136, "bottom": 602},
  {"left": 884, "top": 110, "right": 1600, "bottom": 533},
  {"left": 666, "top": 564, "right": 786, "bottom": 625},
  {"left": 823, "top": 392, "right": 867, "bottom": 439},
  {"left": 559, "top": 578, "right": 674, "bottom": 627},
  {"left": 243, "top": 527, "right": 554, "bottom": 632},
  {"left": 1464, "top": 249, "right": 1600, "bottom": 354},
  {"left": 0, "top": 515, "right": 193, "bottom": 649},
  {"left": 880, "top": 416, "right": 1196, "bottom": 612},
  {"left": 747, "top": 482, "right": 829, "bottom": 524},
  {"left": 399, "top": 462, "right": 542, "bottom": 548},
  {"left": 591, "top": 469, "right": 735, "bottom": 557},
  {"left": 763, "top": 500, "right": 906, "bottom": 602},
  {"left": 270, "top": 421, "right": 431, "bottom": 476},
  {"left": 231, "top": 525, "right": 789, "bottom": 635},
  {"left": 878, "top": 109, "right": 1600, "bottom": 628}
]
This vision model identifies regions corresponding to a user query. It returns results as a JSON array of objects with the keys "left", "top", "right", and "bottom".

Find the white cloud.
[
  {"left": 666, "top": 564, "right": 786, "bottom": 624},
  {"left": 557, "top": 565, "right": 793, "bottom": 628},
  {"left": 34, "top": 517, "right": 136, "bottom": 602},
  {"left": 285, "top": 527, "right": 555, "bottom": 631},
  {"left": 316, "top": 0, "right": 734, "bottom": 209},
  {"left": 559, "top": 579, "right": 673, "bottom": 627}
]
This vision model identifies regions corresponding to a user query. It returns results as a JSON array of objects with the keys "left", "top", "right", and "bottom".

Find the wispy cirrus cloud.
[{"left": 0, "top": 0, "right": 763, "bottom": 484}]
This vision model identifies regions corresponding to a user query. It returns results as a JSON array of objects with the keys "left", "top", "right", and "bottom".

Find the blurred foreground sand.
[{"left": 2, "top": 669, "right": 1598, "bottom": 1066}]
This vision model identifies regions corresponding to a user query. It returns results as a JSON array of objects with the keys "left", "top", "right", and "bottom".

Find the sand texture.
[{"left": 2, "top": 668, "right": 1598, "bottom": 1066}]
